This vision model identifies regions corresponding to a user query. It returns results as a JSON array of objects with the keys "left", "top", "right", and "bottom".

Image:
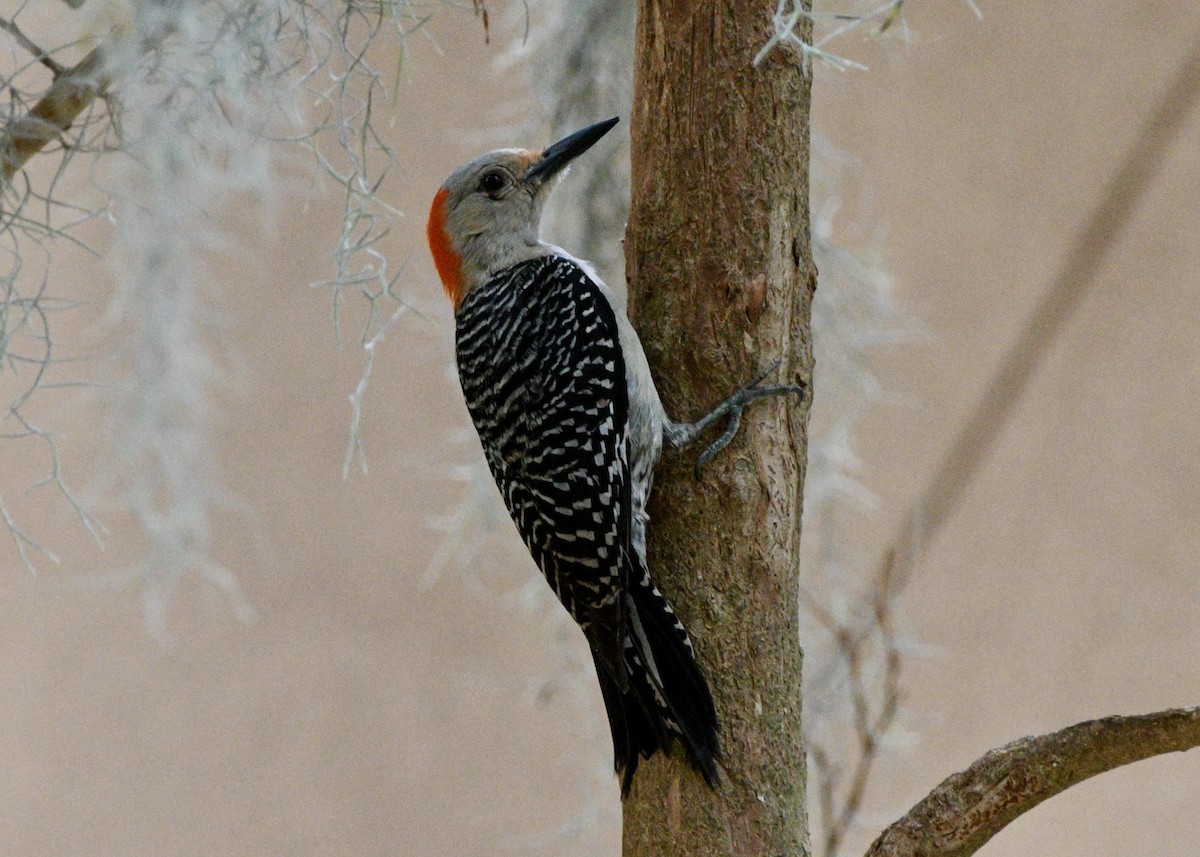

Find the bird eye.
[{"left": 478, "top": 170, "right": 507, "bottom": 196}]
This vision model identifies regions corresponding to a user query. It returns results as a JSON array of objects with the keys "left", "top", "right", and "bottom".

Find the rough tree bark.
[{"left": 622, "top": 2, "right": 815, "bottom": 855}]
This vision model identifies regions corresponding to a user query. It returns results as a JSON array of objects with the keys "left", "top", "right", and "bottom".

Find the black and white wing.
[{"left": 455, "top": 255, "right": 632, "bottom": 678}]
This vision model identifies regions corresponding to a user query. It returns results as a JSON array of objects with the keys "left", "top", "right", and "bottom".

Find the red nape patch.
[{"left": 427, "top": 187, "right": 465, "bottom": 310}]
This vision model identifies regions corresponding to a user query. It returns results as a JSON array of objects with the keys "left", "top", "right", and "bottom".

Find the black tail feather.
[
  {"left": 628, "top": 577, "right": 721, "bottom": 786},
  {"left": 593, "top": 572, "right": 721, "bottom": 795},
  {"left": 591, "top": 650, "right": 660, "bottom": 795}
]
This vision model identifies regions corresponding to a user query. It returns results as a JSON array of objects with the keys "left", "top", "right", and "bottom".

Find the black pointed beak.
[{"left": 525, "top": 117, "right": 620, "bottom": 185}]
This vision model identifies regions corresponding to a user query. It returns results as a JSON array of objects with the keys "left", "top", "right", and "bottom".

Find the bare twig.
[
  {"left": 804, "top": 549, "right": 906, "bottom": 856},
  {"left": 754, "top": 1, "right": 981, "bottom": 72},
  {"left": 0, "top": 14, "right": 66, "bottom": 76},
  {"left": 833, "top": 556, "right": 902, "bottom": 854},
  {"left": 865, "top": 708, "right": 1200, "bottom": 857},
  {"left": 887, "top": 35, "right": 1200, "bottom": 572},
  {"left": 471, "top": 0, "right": 490, "bottom": 43},
  {"left": 802, "top": 130, "right": 928, "bottom": 856},
  {"left": 0, "top": 46, "right": 108, "bottom": 181}
]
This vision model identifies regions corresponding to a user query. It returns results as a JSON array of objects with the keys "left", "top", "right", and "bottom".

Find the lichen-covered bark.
[{"left": 622, "top": 2, "right": 815, "bottom": 855}]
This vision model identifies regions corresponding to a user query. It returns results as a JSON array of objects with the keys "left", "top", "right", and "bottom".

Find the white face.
[
  {"left": 439, "top": 148, "right": 555, "bottom": 280},
  {"left": 429, "top": 119, "right": 619, "bottom": 305}
]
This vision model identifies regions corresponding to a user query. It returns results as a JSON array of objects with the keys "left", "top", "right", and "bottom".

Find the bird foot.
[{"left": 666, "top": 360, "right": 806, "bottom": 480}]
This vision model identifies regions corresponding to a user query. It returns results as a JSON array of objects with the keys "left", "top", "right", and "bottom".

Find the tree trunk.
[{"left": 622, "top": 2, "right": 816, "bottom": 855}]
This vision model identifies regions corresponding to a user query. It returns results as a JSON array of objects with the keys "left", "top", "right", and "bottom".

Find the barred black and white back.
[{"left": 455, "top": 253, "right": 720, "bottom": 792}]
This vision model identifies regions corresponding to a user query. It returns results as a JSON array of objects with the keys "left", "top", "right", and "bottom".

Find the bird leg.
[{"left": 662, "top": 360, "right": 806, "bottom": 479}]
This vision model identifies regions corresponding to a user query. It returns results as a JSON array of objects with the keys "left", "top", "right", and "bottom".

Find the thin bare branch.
[
  {"left": 804, "top": 549, "right": 906, "bottom": 857},
  {"left": 887, "top": 36, "right": 1200, "bottom": 569},
  {"left": 754, "top": 1, "right": 980, "bottom": 72},
  {"left": 0, "top": 46, "right": 108, "bottom": 181},
  {"left": 0, "top": 14, "right": 66, "bottom": 76},
  {"left": 865, "top": 708, "right": 1200, "bottom": 857},
  {"left": 801, "top": 129, "right": 932, "bottom": 856}
]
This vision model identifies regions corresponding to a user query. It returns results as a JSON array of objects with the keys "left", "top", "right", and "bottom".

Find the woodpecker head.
[{"left": 427, "top": 117, "right": 619, "bottom": 311}]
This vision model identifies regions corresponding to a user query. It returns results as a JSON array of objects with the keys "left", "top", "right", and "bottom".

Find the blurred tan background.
[{"left": 1, "top": 2, "right": 1198, "bottom": 855}]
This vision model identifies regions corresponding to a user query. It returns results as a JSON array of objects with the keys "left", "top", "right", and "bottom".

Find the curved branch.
[
  {"left": 865, "top": 707, "right": 1200, "bottom": 857},
  {"left": 1, "top": 46, "right": 107, "bottom": 182}
]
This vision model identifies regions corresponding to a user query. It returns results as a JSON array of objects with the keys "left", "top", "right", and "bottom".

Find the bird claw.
[
  {"left": 747, "top": 358, "right": 785, "bottom": 390},
  {"left": 694, "top": 409, "right": 742, "bottom": 480},
  {"left": 690, "top": 361, "right": 806, "bottom": 480}
]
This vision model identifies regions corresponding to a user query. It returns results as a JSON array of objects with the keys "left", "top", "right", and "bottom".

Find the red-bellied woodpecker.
[{"left": 427, "top": 117, "right": 803, "bottom": 794}]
